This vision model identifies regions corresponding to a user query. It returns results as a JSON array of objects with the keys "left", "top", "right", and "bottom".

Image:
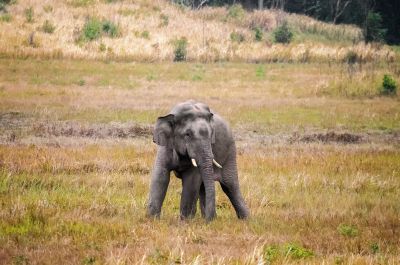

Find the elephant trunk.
[{"left": 196, "top": 142, "right": 216, "bottom": 221}]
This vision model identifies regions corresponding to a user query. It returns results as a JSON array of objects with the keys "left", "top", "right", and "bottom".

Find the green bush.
[
  {"left": 284, "top": 244, "right": 314, "bottom": 259},
  {"left": 263, "top": 245, "right": 279, "bottom": 262},
  {"left": 230, "top": 31, "right": 245, "bottom": 43},
  {"left": 173, "top": 37, "right": 188, "bottom": 62},
  {"left": 102, "top": 20, "right": 120, "bottom": 38},
  {"left": 380, "top": 74, "right": 397, "bottom": 95},
  {"left": 227, "top": 4, "right": 245, "bottom": 21},
  {"left": 25, "top": 7, "right": 34, "bottom": 23},
  {"left": 83, "top": 18, "right": 102, "bottom": 41},
  {"left": 81, "top": 18, "right": 120, "bottom": 41},
  {"left": 262, "top": 243, "right": 314, "bottom": 262},
  {"left": 42, "top": 20, "right": 55, "bottom": 34},
  {"left": 254, "top": 27, "right": 263, "bottom": 41},
  {"left": 273, "top": 21, "right": 293, "bottom": 44},
  {"left": 365, "top": 12, "right": 387, "bottom": 43}
]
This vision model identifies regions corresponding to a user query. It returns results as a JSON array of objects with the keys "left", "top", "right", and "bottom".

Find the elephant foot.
[{"left": 236, "top": 206, "right": 250, "bottom": 219}]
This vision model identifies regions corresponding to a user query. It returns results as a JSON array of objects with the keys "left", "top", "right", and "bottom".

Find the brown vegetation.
[{"left": 0, "top": 0, "right": 397, "bottom": 63}]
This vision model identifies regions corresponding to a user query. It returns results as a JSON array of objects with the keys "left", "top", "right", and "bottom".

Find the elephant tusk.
[
  {"left": 213, "top": 159, "right": 222, "bottom": 169},
  {"left": 191, "top": 158, "right": 198, "bottom": 167}
]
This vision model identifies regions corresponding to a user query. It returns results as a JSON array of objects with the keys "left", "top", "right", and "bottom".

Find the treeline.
[{"left": 177, "top": 0, "right": 399, "bottom": 44}]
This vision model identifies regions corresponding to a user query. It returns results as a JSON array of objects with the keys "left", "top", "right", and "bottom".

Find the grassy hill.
[{"left": 0, "top": 0, "right": 397, "bottom": 62}]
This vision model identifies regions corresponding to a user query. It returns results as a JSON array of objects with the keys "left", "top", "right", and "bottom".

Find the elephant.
[{"left": 147, "top": 100, "right": 249, "bottom": 221}]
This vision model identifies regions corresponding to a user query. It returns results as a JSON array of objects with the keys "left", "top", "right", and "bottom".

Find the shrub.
[
  {"left": 263, "top": 245, "right": 279, "bottom": 262},
  {"left": 42, "top": 20, "right": 55, "bottom": 34},
  {"left": 159, "top": 13, "right": 169, "bottom": 27},
  {"left": 81, "top": 18, "right": 120, "bottom": 41},
  {"left": 262, "top": 243, "right": 314, "bottom": 262},
  {"left": 230, "top": 31, "right": 245, "bottom": 43},
  {"left": 380, "top": 74, "right": 397, "bottom": 95},
  {"left": 227, "top": 4, "right": 245, "bottom": 21},
  {"left": 273, "top": 21, "right": 293, "bottom": 44},
  {"left": 254, "top": 26, "right": 263, "bottom": 41},
  {"left": 83, "top": 18, "right": 102, "bottom": 41},
  {"left": 25, "top": 7, "right": 34, "bottom": 23},
  {"left": 102, "top": 20, "right": 120, "bottom": 38},
  {"left": 364, "top": 12, "right": 386, "bottom": 43},
  {"left": 173, "top": 37, "right": 187, "bottom": 62}
]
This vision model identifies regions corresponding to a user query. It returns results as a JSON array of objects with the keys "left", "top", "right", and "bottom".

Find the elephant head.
[{"left": 153, "top": 101, "right": 220, "bottom": 220}]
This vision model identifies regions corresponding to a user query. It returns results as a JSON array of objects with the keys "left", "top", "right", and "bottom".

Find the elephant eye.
[{"left": 184, "top": 130, "right": 192, "bottom": 139}]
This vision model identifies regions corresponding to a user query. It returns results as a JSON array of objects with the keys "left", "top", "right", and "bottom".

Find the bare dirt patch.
[
  {"left": 33, "top": 122, "right": 152, "bottom": 139},
  {"left": 291, "top": 131, "right": 364, "bottom": 144}
]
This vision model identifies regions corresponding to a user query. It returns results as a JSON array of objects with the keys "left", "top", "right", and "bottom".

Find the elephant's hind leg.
[
  {"left": 220, "top": 147, "right": 249, "bottom": 219},
  {"left": 180, "top": 168, "right": 202, "bottom": 219}
]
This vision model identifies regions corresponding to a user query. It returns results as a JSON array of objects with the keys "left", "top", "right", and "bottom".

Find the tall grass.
[
  {"left": 0, "top": 0, "right": 395, "bottom": 63},
  {"left": 0, "top": 58, "right": 399, "bottom": 264}
]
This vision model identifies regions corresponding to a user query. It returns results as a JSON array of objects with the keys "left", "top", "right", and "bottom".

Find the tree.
[
  {"left": 270, "top": 0, "right": 286, "bottom": 9},
  {"left": 0, "top": 0, "right": 12, "bottom": 12},
  {"left": 258, "top": 0, "right": 263, "bottom": 10},
  {"left": 331, "top": 0, "right": 353, "bottom": 24},
  {"left": 364, "top": 11, "right": 386, "bottom": 43}
]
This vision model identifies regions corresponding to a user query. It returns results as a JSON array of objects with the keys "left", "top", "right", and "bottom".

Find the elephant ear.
[
  {"left": 209, "top": 112, "right": 216, "bottom": 144},
  {"left": 153, "top": 114, "right": 175, "bottom": 147}
]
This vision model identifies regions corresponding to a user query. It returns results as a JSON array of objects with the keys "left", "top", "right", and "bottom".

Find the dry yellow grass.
[
  {"left": 0, "top": 58, "right": 399, "bottom": 264},
  {"left": 0, "top": 0, "right": 396, "bottom": 62}
]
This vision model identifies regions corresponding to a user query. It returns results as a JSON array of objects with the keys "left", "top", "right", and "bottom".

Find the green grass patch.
[
  {"left": 338, "top": 224, "right": 359, "bottom": 237},
  {"left": 67, "top": 0, "right": 95, "bottom": 7},
  {"left": 0, "top": 13, "right": 12, "bottom": 22}
]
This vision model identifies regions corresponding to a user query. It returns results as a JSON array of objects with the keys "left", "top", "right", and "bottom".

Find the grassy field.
[{"left": 0, "top": 58, "right": 399, "bottom": 264}]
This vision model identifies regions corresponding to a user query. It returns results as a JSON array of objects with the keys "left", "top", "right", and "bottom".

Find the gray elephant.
[{"left": 147, "top": 100, "right": 249, "bottom": 221}]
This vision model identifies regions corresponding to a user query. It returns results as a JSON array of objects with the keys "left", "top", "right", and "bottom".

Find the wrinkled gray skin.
[{"left": 147, "top": 100, "right": 249, "bottom": 221}]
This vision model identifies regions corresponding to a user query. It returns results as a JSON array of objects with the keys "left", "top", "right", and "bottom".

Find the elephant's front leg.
[
  {"left": 180, "top": 168, "right": 202, "bottom": 219},
  {"left": 148, "top": 148, "right": 171, "bottom": 218}
]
